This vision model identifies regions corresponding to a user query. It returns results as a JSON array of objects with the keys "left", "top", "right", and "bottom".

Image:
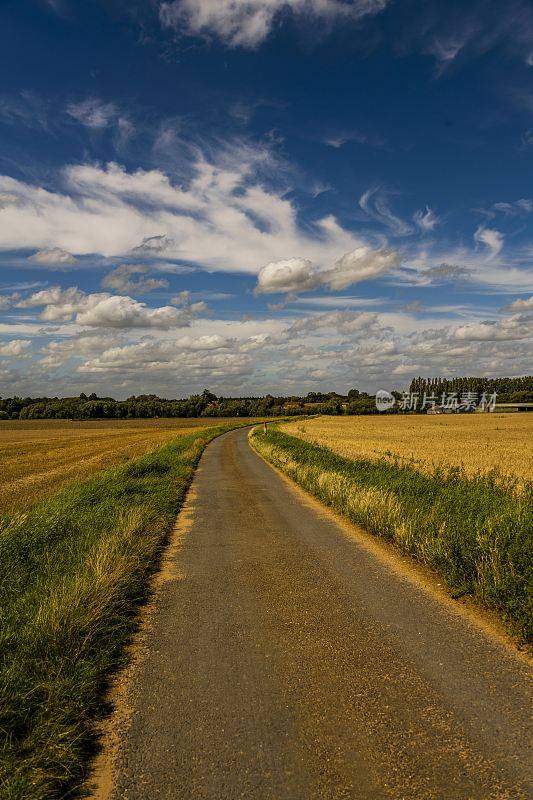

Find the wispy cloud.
[
  {"left": 159, "top": 0, "right": 389, "bottom": 49},
  {"left": 419, "top": 262, "right": 472, "bottom": 284},
  {"left": 67, "top": 99, "right": 118, "bottom": 129},
  {"left": 323, "top": 128, "right": 386, "bottom": 149},
  {"left": 101, "top": 263, "right": 170, "bottom": 295},
  {"left": 413, "top": 206, "right": 439, "bottom": 232},
  {"left": 66, "top": 98, "right": 135, "bottom": 148},
  {"left": 474, "top": 226, "right": 504, "bottom": 259},
  {"left": 0, "top": 92, "right": 50, "bottom": 131},
  {"left": 0, "top": 142, "right": 395, "bottom": 276},
  {"left": 359, "top": 187, "right": 413, "bottom": 236},
  {"left": 397, "top": 0, "right": 533, "bottom": 72},
  {"left": 291, "top": 295, "right": 386, "bottom": 308}
]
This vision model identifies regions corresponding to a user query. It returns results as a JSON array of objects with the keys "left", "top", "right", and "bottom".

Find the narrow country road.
[{"left": 98, "top": 428, "right": 532, "bottom": 800}]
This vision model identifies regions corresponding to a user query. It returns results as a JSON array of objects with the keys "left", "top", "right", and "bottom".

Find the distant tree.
[
  {"left": 409, "top": 375, "right": 533, "bottom": 402},
  {"left": 345, "top": 397, "right": 378, "bottom": 415},
  {"left": 6, "top": 376, "right": 531, "bottom": 421}
]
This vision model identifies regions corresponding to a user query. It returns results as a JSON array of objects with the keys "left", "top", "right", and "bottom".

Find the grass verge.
[
  {"left": 250, "top": 427, "right": 532, "bottom": 642},
  {"left": 0, "top": 423, "right": 241, "bottom": 799}
]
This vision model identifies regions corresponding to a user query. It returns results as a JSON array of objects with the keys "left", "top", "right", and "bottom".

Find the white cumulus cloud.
[
  {"left": 28, "top": 247, "right": 77, "bottom": 265},
  {"left": 288, "top": 309, "right": 382, "bottom": 336},
  {"left": 325, "top": 246, "right": 399, "bottom": 289},
  {"left": 454, "top": 313, "right": 533, "bottom": 341},
  {"left": 15, "top": 286, "right": 206, "bottom": 329},
  {"left": 507, "top": 295, "right": 533, "bottom": 311},
  {"left": 0, "top": 338, "right": 32, "bottom": 356},
  {"left": 255, "top": 246, "right": 399, "bottom": 294},
  {"left": 76, "top": 295, "right": 191, "bottom": 330},
  {"left": 16, "top": 286, "right": 87, "bottom": 321},
  {"left": 255, "top": 258, "right": 320, "bottom": 294}
]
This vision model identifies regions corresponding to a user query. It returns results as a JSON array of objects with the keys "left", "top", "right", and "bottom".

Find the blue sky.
[{"left": 0, "top": 0, "right": 532, "bottom": 398}]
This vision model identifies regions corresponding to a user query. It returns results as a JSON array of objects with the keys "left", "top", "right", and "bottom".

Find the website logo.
[{"left": 375, "top": 389, "right": 396, "bottom": 412}]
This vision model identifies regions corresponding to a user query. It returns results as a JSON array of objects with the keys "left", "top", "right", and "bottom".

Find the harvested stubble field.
[
  {"left": 1, "top": 419, "right": 260, "bottom": 799},
  {"left": 0, "top": 418, "right": 254, "bottom": 515},
  {"left": 281, "top": 413, "right": 533, "bottom": 483}
]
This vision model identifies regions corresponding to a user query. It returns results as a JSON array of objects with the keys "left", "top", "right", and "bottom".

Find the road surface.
[{"left": 96, "top": 427, "right": 532, "bottom": 800}]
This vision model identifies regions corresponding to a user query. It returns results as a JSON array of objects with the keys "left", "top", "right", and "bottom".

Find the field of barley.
[
  {"left": 282, "top": 413, "right": 533, "bottom": 483},
  {"left": 252, "top": 414, "right": 532, "bottom": 641},
  {"left": 0, "top": 418, "right": 255, "bottom": 515}
]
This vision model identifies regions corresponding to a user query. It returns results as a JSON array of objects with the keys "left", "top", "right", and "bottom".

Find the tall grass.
[
  {"left": 250, "top": 427, "right": 533, "bottom": 642},
  {"left": 0, "top": 424, "right": 237, "bottom": 799}
]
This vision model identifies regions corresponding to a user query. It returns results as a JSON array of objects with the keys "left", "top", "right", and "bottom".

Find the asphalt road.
[{"left": 99, "top": 427, "right": 532, "bottom": 800}]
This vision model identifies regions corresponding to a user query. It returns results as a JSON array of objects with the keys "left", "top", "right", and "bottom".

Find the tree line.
[
  {"left": 408, "top": 375, "right": 533, "bottom": 403},
  {"left": 0, "top": 377, "right": 531, "bottom": 420},
  {"left": 0, "top": 388, "right": 380, "bottom": 420}
]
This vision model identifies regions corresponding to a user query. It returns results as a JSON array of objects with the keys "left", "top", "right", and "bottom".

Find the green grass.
[
  {"left": 0, "top": 423, "right": 242, "bottom": 799},
  {"left": 250, "top": 427, "right": 533, "bottom": 642}
]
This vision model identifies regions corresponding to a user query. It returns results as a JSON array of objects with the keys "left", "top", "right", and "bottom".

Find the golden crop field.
[
  {"left": 0, "top": 418, "right": 246, "bottom": 515},
  {"left": 281, "top": 413, "right": 533, "bottom": 483}
]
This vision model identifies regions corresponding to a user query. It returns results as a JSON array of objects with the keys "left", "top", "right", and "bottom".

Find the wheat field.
[
  {"left": 281, "top": 413, "right": 533, "bottom": 482},
  {"left": 0, "top": 418, "right": 248, "bottom": 515}
]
